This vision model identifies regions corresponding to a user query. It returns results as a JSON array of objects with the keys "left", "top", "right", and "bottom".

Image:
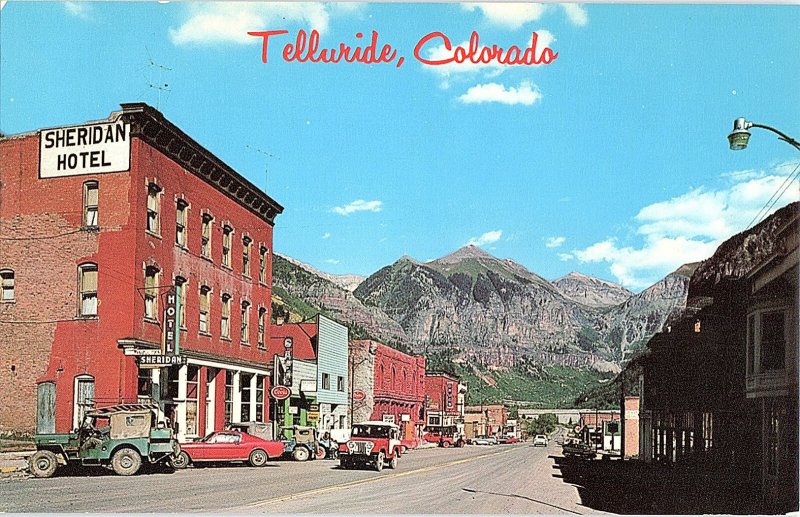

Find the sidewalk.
[{"left": 0, "top": 450, "right": 33, "bottom": 478}]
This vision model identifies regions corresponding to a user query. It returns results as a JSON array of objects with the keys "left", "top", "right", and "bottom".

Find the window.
[
  {"left": 241, "top": 301, "right": 251, "bottom": 344},
  {"left": 73, "top": 375, "right": 95, "bottom": 430},
  {"left": 240, "top": 373, "right": 253, "bottom": 422},
  {"left": 257, "top": 307, "right": 267, "bottom": 349},
  {"left": 175, "top": 199, "right": 188, "bottom": 247},
  {"left": 144, "top": 265, "right": 160, "bottom": 319},
  {"left": 337, "top": 375, "right": 345, "bottom": 392},
  {"left": 0, "top": 269, "right": 14, "bottom": 302},
  {"left": 146, "top": 183, "right": 161, "bottom": 235},
  {"left": 242, "top": 236, "right": 252, "bottom": 277},
  {"left": 83, "top": 181, "right": 99, "bottom": 227},
  {"left": 137, "top": 369, "right": 153, "bottom": 400},
  {"left": 186, "top": 365, "right": 199, "bottom": 437},
  {"left": 175, "top": 276, "right": 187, "bottom": 328},
  {"left": 221, "top": 294, "right": 231, "bottom": 338},
  {"left": 224, "top": 370, "right": 234, "bottom": 424},
  {"left": 78, "top": 263, "right": 98, "bottom": 316},
  {"left": 199, "top": 285, "right": 211, "bottom": 334},
  {"left": 201, "top": 214, "right": 213, "bottom": 258},
  {"left": 255, "top": 375, "right": 264, "bottom": 422},
  {"left": 760, "top": 311, "right": 786, "bottom": 371},
  {"left": 322, "top": 373, "right": 330, "bottom": 391},
  {"left": 222, "top": 226, "right": 233, "bottom": 267},
  {"left": 259, "top": 246, "right": 268, "bottom": 284}
]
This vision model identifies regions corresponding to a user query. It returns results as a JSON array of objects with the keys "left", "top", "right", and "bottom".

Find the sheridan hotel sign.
[{"left": 39, "top": 120, "right": 130, "bottom": 178}]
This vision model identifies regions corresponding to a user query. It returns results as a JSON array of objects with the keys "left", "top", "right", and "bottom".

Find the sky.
[{"left": 1, "top": 1, "right": 799, "bottom": 291}]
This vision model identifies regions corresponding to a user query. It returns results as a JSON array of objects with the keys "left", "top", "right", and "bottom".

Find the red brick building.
[
  {"left": 350, "top": 340, "right": 426, "bottom": 444},
  {"left": 464, "top": 404, "right": 508, "bottom": 437},
  {"left": 0, "top": 103, "right": 283, "bottom": 440},
  {"left": 424, "top": 372, "right": 464, "bottom": 432}
]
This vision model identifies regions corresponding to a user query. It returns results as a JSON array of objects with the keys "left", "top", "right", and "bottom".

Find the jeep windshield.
[{"left": 351, "top": 425, "right": 393, "bottom": 438}]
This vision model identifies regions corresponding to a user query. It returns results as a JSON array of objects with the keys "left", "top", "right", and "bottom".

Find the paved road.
[{"left": 1, "top": 441, "right": 597, "bottom": 514}]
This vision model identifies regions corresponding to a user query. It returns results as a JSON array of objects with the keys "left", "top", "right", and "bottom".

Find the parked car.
[
  {"left": 562, "top": 439, "right": 596, "bottom": 460},
  {"left": 423, "top": 426, "right": 465, "bottom": 448},
  {"left": 499, "top": 436, "right": 521, "bottom": 444},
  {"left": 469, "top": 436, "right": 495, "bottom": 445},
  {"left": 339, "top": 421, "right": 402, "bottom": 471},
  {"left": 280, "top": 425, "right": 325, "bottom": 461},
  {"left": 171, "top": 430, "right": 284, "bottom": 468},
  {"left": 29, "top": 403, "right": 179, "bottom": 478},
  {"left": 533, "top": 435, "right": 549, "bottom": 447}
]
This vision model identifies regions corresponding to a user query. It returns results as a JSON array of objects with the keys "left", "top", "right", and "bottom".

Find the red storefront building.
[
  {"left": 0, "top": 103, "right": 283, "bottom": 440},
  {"left": 350, "top": 340, "right": 426, "bottom": 444},
  {"left": 424, "top": 372, "right": 465, "bottom": 435}
]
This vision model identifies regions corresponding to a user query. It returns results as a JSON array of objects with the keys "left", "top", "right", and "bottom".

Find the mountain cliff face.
[{"left": 553, "top": 272, "right": 633, "bottom": 308}]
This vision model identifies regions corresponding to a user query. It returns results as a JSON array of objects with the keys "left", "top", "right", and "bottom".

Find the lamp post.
[{"left": 728, "top": 118, "right": 800, "bottom": 151}]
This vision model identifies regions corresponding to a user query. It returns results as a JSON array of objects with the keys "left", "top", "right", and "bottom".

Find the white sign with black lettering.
[{"left": 39, "top": 121, "right": 130, "bottom": 178}]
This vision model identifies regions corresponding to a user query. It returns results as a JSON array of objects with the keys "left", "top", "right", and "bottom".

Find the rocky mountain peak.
[
  {"left": 553, "top": 271, "right": 633, "bottom": 308},
  {"left": 433, "top": 244, "right": 496, "bottom": 265}
]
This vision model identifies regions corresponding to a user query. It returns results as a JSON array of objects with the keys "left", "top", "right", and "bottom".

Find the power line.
[{"left": 745, "top": 161, "right": 800, "bottom": 230}]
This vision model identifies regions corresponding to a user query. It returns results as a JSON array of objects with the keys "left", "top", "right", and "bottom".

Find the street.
[{"left": 0, "top": 441, "right": 595, "bottom": 514}]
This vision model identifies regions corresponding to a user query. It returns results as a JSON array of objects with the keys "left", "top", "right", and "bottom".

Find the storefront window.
[
  {"left": 225, "top": 370, "right": 234, "bottom": 425},
  {"left": 186, "top": 365, "right": 199, "bottom": 436},
  {"left": 255, "top": 375, "right": 264, "bottom": 422},
  {"left": 166, "top": 365, "right": 180, "bottom": 400},
  {"left": 240, "top": 373, "right": 253, "bottom": 422},
  {"left": 137, "top": 369, "right": 153, "bottom": 400}
]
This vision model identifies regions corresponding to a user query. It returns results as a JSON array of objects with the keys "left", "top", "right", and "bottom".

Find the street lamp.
[{"left": 728, "top": 118, "right": 800, "bottom": 151}]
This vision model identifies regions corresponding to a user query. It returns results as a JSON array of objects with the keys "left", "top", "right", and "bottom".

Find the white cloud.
[
  {"left": 561, "top": 4, "right": 588, "bottom": 27},
  {"left": 558, "top": 253, "right": 574, "bottom": 262},
  {"left": 64, "top": 1, "right": 90, "bottom": 19},
  {"left": 170, "top": 3, "right": 334, "bottom": 45},
  {"left": 333, "top": 199, "right": 383, "bottom": 216},
  {"left": 575, "top": 167, "right": 800, "bottom": 289},
  {"left": 545, "top": 236, "right": 566, "bottom": 248},
  {"left": 458, "top": 80, "right": 543, "bottom": 106},
  {"left": 322, "top": 232, "right": 331, "bottom": 240},
  {"left": 325, "top": 259, "right": 340, "bottom": 265},
  {"left": 462, "top": 3, "right": 548, "bottom": 30},
  {"left": 467, "top": 230, "right": 503, "bottom": 247}
]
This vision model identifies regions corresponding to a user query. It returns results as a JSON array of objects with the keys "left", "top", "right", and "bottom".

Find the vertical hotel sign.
[
  {"left": 139, "top": 286, "right": 186, "bottom": 368},
  {"left": 39, "top": 120, "right": 130, "bottom": 178}
]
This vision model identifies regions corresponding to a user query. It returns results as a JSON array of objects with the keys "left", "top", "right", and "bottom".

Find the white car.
[
  {"left": 470, "top": 436, "right": 495, "bottom": 445},
  {"left": 533, "top": 435, "right": 548, "bottom": 447}
]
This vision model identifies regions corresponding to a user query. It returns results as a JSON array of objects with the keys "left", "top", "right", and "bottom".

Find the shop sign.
[
  {"left": 353, "top": 390, "right": 366, "bottom": 401},
  {"left": 382, "top": 414, "right": 396, "bottom": 424},
  {"left": 40, "top": 120, "right": 130, "bottom": 178},
  {"left": 307, "top": 411, "right": 320, "bottom": 421},
  {"left": 271, "top": 386, "right": 291, "bottom": 400},
  {"left": 400, "top": 414, "right": 410, "bottom": 422},
  {"left": 138, "top": 355, "right": 188, "bottom": 368},
  {"left": 162, "top": 287, "right": 180, "bottom": 355}
]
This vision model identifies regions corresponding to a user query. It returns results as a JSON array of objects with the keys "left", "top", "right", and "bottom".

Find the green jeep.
[{"left": 29, "top": 403, "right": 180, "bottom": 478}]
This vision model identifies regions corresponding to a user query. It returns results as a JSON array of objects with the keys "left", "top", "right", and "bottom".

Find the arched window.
[
  {"left": 73, "top": 375, "right": 95, "bottom": 430},
  {"left": 78, "top": 263, "right": 98, "bottom": 316}
]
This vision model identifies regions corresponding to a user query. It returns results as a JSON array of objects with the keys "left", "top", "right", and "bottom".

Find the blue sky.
[{"left": 1, "top": 2, "right": 799, "bottom": 290}]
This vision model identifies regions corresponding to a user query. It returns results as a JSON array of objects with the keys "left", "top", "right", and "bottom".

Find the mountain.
[
  {"left": 553, "top": 272, "right": 633, "bottom": 308},
  {"left": 276, "top": 253, "right": 365, "bottom": 292},
  {"left": 272, "top": 245, "right": 693, "bottom": 370}
]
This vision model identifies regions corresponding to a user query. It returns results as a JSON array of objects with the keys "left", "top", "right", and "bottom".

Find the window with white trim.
[
  {"left": 221, "top": 294, "right": 231, "bottom": 338},
  {"left": 144, "top": 266, "right": 160, "bottom": 319},
  {"left": 146, "top": 183, "right": 161, "bottom": 235},
  {"left": 78, "top": 263, "right": 98, "bottom": 316},
  {"left": 0, "top": 269, "right": 14, "bottom": 302},
  {"left": 175, "top": 199, "right": 188, "bottom": 247},
  {"left": 199, "top": 285, "right": 211, "bottom": 334},
  {"left": 222, "top": 226, "right": 233, "bottom": 267},
  {"left": 241, "top": 301, "right": 251, "bottom": 344},
  {"left": 201, "top": 213, "right": 213, "bottom": 258},
  {"left": 83, "top": 181, "right": 99, "bottom": 227}
]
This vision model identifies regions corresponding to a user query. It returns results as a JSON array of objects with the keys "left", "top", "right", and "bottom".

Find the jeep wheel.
[
  {"left": 442, "top": 440, "right": 451, "bottom": 448},
  {"left": 387, "top": 454, "right": 398, "bottom": 470},
  {"left": 315, "top": 446, "right": 327, "bottom": 460},
  {"left": 29, "top": 450, "right": 59, "bottom": 478},
  {"left": 249, "top": 449, "right": 268, "bottom": 467},
  {"left": 399, "top": 445, "right": 408, "bottom": 456},
  {"left": 292, "top": 447, "right": 310, "bottom": 462},
  {"left": 111, "top": 447, "right": 142, "bottom": 476},
  {"left": 171, "top": 451, "right": 191, "bottom": 469},
  {"left": 374, "top": 451, "right": 385, "bottom": 472},
  {"left": 339, "top": 457, "right": 351, "bottom": 469}
]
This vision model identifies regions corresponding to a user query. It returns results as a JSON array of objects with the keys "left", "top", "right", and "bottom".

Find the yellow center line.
[{"left": 229, "top": 446, "right": 518, "bottom": 512}]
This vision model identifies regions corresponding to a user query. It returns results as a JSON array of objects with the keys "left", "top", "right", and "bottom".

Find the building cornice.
[{"left": 118, "top": 103, "right": 283, "bottom": 226}]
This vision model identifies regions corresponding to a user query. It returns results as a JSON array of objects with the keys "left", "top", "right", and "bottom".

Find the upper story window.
[
  {"left": 242, "top": 236, "right": 252, "bottom": 277},
  {"left": 241, "top": 301, "right": 251, "bottom": 344},
  {"left": 199, "top": 285, "right": 212, "bottom": 334},
  {"left": 337, "top": 375, "right": 345, "bottom": 392},
  {"left": 747, "top": 309, "right": 788, "bottom": 375},
  {"left": 322, "top": 373, "right": 330, "bottom": 391},
  {"left": 83, "top": 181, "right": 99, "bottom": 227},
  {"left": 257, "top": 307, "right": 267, "bottom": 349},
  {"left": 222, "top": 225, "right": 233, "bottom": 268},
  {"left": 144, "top": 265, "right": 160, "bottom": 320},
  {"left": 259, "top": 246, "right": 268, "bottom": 284},
  {"left": 146, "top": 183, "right": 162, "bottom": 235},
  {"left": 175, "top": 199, "right": 188, "bottom": 247},
  {"left": 201, "top": 213, "right": 213, "bottom": 259},
  {"left": 221, "top": 293, "right": 231, "bottom": 339},
  {"left": 1, "top": 269, "right": 15, "bottom": 302},
  {"left": 78, "top": 263, "right": 98, "bottom": 316}
]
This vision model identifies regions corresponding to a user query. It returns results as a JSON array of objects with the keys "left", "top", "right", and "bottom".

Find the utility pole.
[
  {"left": 145, "top": 48, "right": 171, "bottom": 110},
  {"left": 620, "top": 369, "right": 626, "bottom": 459}
]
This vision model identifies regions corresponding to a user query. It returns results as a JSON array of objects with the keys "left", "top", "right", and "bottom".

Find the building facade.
[
  {"left": 0, "top": 103, "right": 283, "bottom": 440},
  {"left": 424, "top": 372, "right": 465, "bottom": 434},
  {"left": 464, "top": 404, "right": 508, "bottom": 438},
  {"left": 350, "top": 340, "right": 426, "bottom": 444}
]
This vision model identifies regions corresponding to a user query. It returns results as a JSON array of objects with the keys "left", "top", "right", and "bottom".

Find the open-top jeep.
[
  {"left": 280, "top": 425, "right": 324, "bottom": 461},
  {"left": 29, "top": 403, "right": 180, "bottom": 478},
  {"left": 338, "top": 421, "right": 402, "bottom": 472}
]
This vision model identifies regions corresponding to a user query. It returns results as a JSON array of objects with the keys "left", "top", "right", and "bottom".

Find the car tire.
[
  {"left": 29, "top": 450, "right": 59, "bottom": 478},
  {"left": 171, "top": 451, "right": 191, "bottom": 469},
  {"left": 441, "top": 441, "right": 451, "bottom": 448},
  {"left": 315, "top": 446, "right": 327, "bottom": 460},
  {"left": 387, "top": 454, "right": 398, "bottom": 470},
  {"left": 111, "top": 447, "right": 142, "bottom": 476},
  {"left": 339, "top": 457, "right": 350, "bottom": 469},
  {"left": 249, "top": 449, "right": 268, "bottom": 467},
  {"left": 399, "top": 445, "right": 408, "bottom": 455},
  {"left": 374, "top": 451, "right": 385, "bottom": 472},
  {"left": 293, "top": 447, "right": 310, "bottom": 462}
]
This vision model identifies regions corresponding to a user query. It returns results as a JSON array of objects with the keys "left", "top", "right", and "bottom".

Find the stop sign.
[{"left": 271, "top": 385, "right": 291, "bottom": 400}]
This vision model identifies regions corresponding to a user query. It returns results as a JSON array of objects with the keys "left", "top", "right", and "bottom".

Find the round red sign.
[
  {"left": 271, "top": 386, "right": 291, "bottom": 400},
  {"left": 353, "top": 390, "right": 366, "bottom": 401}
]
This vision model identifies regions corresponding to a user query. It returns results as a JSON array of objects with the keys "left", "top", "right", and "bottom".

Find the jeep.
[
  {"left": 29, "top": 403, "right": 179, "bottom": 478},
  {"left": 338, "top": 421, "right": 402, "bottom": 472}
]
